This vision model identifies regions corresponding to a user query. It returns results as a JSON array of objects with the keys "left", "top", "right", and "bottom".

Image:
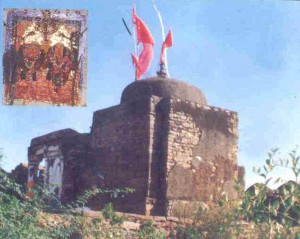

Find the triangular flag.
[{"left": 160, "top": 29, "right": 173, "bottom": 63}]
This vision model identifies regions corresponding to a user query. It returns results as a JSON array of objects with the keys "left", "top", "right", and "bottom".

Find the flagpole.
[
  {"left": 152, "top": 0, "right": 170, "bottom": 78},
  {"left": 132, "top": 25, "right": 138, "bottom": 81},
  {"left": 132, "top": 5, "right": 138, "bottom": 81}
]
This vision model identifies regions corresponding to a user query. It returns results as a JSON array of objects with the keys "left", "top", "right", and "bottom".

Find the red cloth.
[
  {"left": 132, "top": 6, "right": 154, "bottom": 80},
  {"left": 160, "top": 29, "right": 173, "bottom": 63}
]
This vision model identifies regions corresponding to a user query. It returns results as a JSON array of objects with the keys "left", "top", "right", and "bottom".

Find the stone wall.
[
  {"left": 27, "top": 78, "right": 244, "bottom": 217},
  {"left": 164, "top": 99, "right": 240, "bottom": 216},
  {"left": 90, "top": 98, "right": 153, "bottom": 214},
  {"left": 27, "top": 129, "right": 90, "bottom": 204}
]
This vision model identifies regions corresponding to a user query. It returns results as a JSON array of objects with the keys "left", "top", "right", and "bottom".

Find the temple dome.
[{"left": 121, "top": 77, "right": 207, "bottom": 105}]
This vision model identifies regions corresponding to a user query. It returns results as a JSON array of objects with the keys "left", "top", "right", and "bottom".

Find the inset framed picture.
[{"left": 3, "top": 9, "right": 88, "bottom": 106}]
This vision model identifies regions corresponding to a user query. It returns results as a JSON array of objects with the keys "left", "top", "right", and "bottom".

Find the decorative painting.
[{"left": 3, "top": 9, "right": 88, "bottom": 106}]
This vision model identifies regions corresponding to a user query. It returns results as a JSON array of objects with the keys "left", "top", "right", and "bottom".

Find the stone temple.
[{"left": 27, "top": 78, "right": 244, "bottom": 216}]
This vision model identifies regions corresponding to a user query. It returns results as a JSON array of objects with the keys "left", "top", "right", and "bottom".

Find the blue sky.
[{"left": 1, "top": 0, "right": 300, "bottom": 189}]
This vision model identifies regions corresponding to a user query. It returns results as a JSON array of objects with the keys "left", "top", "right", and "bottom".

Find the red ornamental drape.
[{"left": 131, "top": 7, "right": 155, "bottom": 80}]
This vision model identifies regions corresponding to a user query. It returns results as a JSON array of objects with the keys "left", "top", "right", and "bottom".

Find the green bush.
[
  {"left": 102, "top": 202, "right": 124, "bottom": 225},
  {"left": 176, "top": 226, "right": 201, "bottom": 239},
  {"left": 137, "top": 220, "right": 166, "bottom": 239},
  {"left": 0, "top": 171, "right": 48, "bottom": 238}
]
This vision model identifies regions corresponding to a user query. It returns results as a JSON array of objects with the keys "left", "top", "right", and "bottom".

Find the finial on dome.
[{"left": 157, "top": 62, "right": 167, "bottom": 78}]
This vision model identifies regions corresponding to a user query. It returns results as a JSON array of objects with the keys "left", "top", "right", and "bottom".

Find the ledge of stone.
[{"left": 30, "top": 128, "right": 88, "bottom": 146}]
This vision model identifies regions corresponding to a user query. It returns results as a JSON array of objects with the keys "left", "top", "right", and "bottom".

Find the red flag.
[
  {"left": 131, "top": 44, "right": 153, "bottom": 79},
  {"left": 160, "top": 29, "right": 173, "bottom": 63},
  {"left": 131, "top": 6, "right": 155, "bottom": 80}
]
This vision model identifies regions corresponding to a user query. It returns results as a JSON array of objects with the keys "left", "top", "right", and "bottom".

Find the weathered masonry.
[{"left": 27, "top": 78, "right": 244, "bottom": 216}]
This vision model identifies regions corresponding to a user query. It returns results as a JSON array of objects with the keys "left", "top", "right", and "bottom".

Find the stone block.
[{"left": 122, "top": 221, "right": 140, "bottom": 231}]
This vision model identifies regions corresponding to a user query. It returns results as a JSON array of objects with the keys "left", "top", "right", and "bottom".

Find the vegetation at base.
[
  {"left": 138, "top": 220, "right": 166, "bottom": 239},
  {"left": 3, "top": 147, "right": 300, "bottom": 238},
  {"left": 101, "top": 202, "right": 124, "bottom": 225},
  {"left": 176, "top": 226, "right": 200, "bottom": 239}
]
